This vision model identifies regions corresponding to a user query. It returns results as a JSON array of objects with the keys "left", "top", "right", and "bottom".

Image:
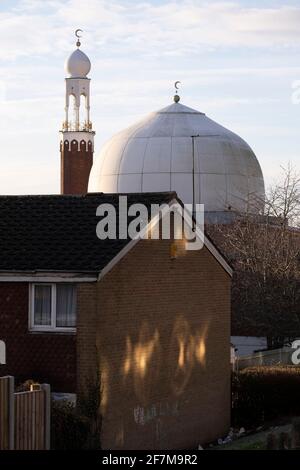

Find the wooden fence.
[
  {"left": 0, "top": 376, "right": 50, "bottom": 450},
  {"left": 0, "top": 376, "right": 14, "bottom": 450}
]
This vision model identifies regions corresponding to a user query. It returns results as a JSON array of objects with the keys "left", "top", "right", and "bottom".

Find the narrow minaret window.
[{"left": 60, "top": 30, "right": 95, "bottom": 194}]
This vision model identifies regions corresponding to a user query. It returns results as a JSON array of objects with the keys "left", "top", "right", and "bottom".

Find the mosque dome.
[
  {"left": 88, "top": 100, "right": 265, "bottom": 214},
  {"left": 65, "top": 48, "right": 91, "bottom": 78}
]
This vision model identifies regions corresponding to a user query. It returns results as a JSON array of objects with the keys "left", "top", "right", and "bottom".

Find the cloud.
[{"left": 1, "top": 1, "right": 300, "bottom": 61}]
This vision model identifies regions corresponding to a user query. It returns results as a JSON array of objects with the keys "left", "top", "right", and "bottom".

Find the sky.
[{"left": 0, "top": 0, "right": 299, "bottom": 194}]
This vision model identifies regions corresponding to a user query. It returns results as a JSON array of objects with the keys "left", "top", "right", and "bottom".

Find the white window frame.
[{"left": 29, "top": 283, "right": 76, "bottom": 333}]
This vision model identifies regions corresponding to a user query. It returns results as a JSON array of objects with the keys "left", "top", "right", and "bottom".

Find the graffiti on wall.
[{"left": 134, "top": 400, "right": 179, "bottom": 426}]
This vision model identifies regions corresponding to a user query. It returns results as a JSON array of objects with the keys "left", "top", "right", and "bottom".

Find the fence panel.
[
  {"left": 0, "top": 376, "right": 14, "bottom": 450},
  {"left": 14, "top": 384, "right": 50, "bottom": 450}
]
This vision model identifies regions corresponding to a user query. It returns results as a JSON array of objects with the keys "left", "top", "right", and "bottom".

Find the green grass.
[
  {"left": 234, "top": 441, "right": 266, "bottom": 450},
  {"left": 213, "top": 439, "right": 266, "bottom": 450}
]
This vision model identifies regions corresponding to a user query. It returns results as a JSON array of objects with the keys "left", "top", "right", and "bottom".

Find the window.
[{"left": 30, "top": 284, "right": 77, "bottom": 331}]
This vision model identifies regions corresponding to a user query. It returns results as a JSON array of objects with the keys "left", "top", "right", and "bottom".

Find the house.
[{"left": 0, "top": 192, "right": 232, "bottom": 449}]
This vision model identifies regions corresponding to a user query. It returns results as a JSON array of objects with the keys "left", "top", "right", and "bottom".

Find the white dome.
[
  {"left": 89, "top": 101, "right": 265, "bottom": 213},
  {"left": 65, "top": 48, "right": 91, "bottom": 78}
]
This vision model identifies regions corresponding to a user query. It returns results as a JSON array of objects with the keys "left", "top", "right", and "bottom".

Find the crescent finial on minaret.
[{"left": 75, "top": 29, "right": 83, "bottom": 48}]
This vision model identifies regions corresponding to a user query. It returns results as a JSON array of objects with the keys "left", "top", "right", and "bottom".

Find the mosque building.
[{"left": 61, "top": 33, "right": 265, "bottom": 223}]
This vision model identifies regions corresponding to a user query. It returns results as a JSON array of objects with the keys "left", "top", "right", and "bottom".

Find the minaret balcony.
[{"left": 61, "top": 121, "right": 93, "bottom": 132}]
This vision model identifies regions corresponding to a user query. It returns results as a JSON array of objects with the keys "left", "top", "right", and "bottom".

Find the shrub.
[
  {"left": 232, "top": 366, "right": 300, "bottom": 428},
  {"left": 51, "top": 400, "right": 90, "bottom": 450},
  {"left": 77, "top": 371, "right": 102, "bottom": 450},
  {"left": 51, "top": 370, "right": 102, "bottom": 450}
]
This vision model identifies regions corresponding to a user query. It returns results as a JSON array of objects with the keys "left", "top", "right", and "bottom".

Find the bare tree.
[
  {"left": 207, "top": 165, "right": 300, "bottom": 348},
  {"left": 265, "top": 164, "right": 300, "bottom": 227}
]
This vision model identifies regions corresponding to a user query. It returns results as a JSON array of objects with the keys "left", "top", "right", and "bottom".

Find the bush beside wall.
[
  {"left": 51, "top": 371, "right": 102, "bottom": 450},
  {"left": 232, "top": 366, "right": 300, "bottom": 428},
  {"left": 51, "top": 401, "right": 90, "bottom": 450}
]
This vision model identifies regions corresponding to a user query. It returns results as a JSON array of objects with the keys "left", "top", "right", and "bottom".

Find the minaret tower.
[{"left": 60, "top": 30, "right": 95, "bottom": 194}]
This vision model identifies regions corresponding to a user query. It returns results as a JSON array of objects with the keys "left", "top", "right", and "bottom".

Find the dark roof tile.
[{"left": 0, "top": 192, "right": 176, "bottom": 273}]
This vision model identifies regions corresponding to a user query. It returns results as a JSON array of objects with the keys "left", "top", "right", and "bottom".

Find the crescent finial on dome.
[{"left": 174, "top": 80, "right": 181, "bottom": 102}]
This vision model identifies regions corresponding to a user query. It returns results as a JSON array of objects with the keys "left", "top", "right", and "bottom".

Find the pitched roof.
[
  {"left": 0, "top": 192, "right": 233, "bottom": 277},
  {"left": 0, "top": 192, "right": 176, "bottom": 273}
]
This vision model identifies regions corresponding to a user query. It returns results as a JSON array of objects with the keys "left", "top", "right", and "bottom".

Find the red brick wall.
[
  {"left": 60, "top": 139, "right": 93, "bottom": 194},
  {"left": 0, "top": 283, "right": 76, "bottom": 391},
  {"left": 77, "top": 239, "right": 231, "bottom": 450}
]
